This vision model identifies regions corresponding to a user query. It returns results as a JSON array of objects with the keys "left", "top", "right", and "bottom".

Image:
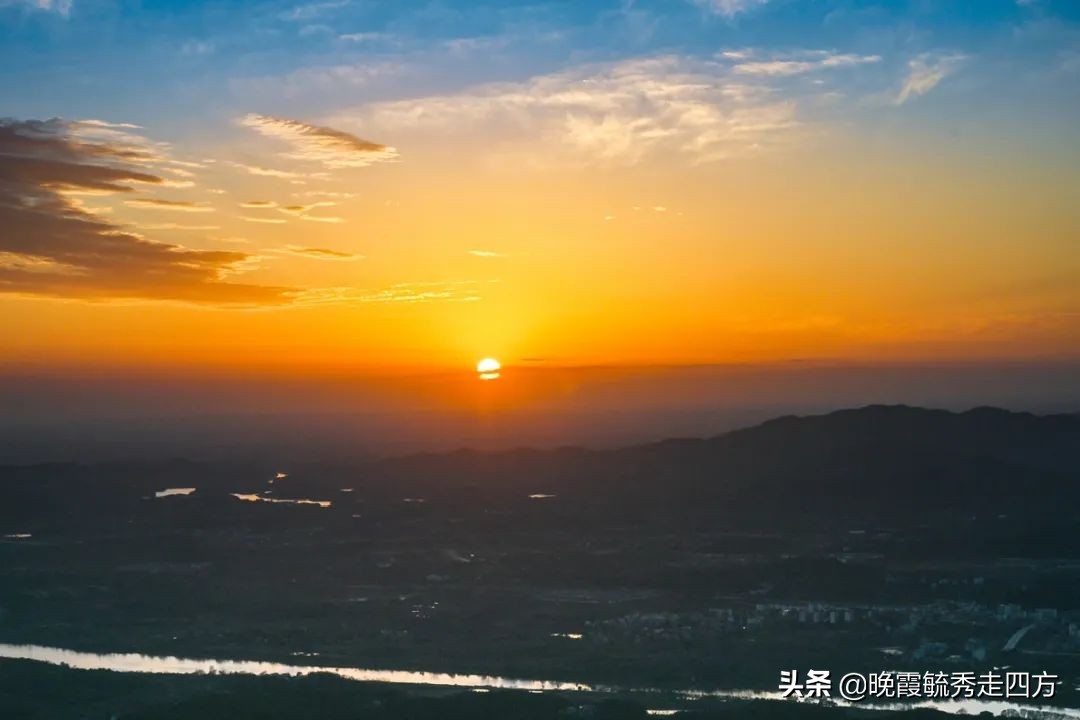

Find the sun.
[
  {"left": 477, "top": 358, "right": 501, "bottom": 373},
  {"left": 477, "top": 357, "right": 501, "bottom": 380}
]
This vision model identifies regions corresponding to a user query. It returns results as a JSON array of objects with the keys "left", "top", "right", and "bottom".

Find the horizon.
[
  {"left": 3, "top": 401, "right": 1077, "bottom": 465},
  {"left": 2, "top": 358, "right": 1077, "bottom": 464}
]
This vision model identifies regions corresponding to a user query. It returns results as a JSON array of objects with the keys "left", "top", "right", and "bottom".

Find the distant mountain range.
[
  {"left": 367, "top": 404, "right": 1080, "bottom": 509},
  {"left": 3, "top": 405, "right": 1078, "bottom": 544}
]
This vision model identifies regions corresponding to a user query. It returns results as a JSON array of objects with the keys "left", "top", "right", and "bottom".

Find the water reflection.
[
  {"left": 0, "top": 643, "right": 1077, "bottom": 718},
  {"left": 0, "top": 643, "right": 591, "bottom": 692},
  {"left": 155, "top": 488, "right": 196, "bottom": 498},
  {"left": 231, "top": 493, "right": 331, "bottom": 508}
]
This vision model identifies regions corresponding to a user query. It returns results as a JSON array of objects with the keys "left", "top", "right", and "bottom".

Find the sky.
[{"left": 1, "top": 0, "right": 1079, "bottom": 379}]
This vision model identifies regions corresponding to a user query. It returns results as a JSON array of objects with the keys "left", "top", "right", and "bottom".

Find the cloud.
[
  {"left": 240, "top": 216, "right": 287, "bottom": 224},
  {"left": 240, "top": 200, "right": 278, "bottom": 208},
  {"left": 73, "top": 119, "right": 141, "bottom": 130},
  {"left": 0, "top": 118, "right": 293, "bottom": 304},
  {"left": 693, "top": 0, "right": 769, "bottom": 18},
  {"left": 895, "top": 53, "right": 966, "bottom": 104},
  {"left": 3, "top": 0, "right": 72, "bottom": 17},
  {"left": 230, "top": 62, "right": 406, "bottom": 103},
  {"left": 332, "top": 56, "right": 806, "bottom": 167},
  {"left": 180, "top": 40, "right": 214, "bottom": 57},
  {"left": 468, "top": 250, "right": 505, "bottom": 258},
  {"left": 294, "top": 190, "right": 356, "bottom": 199},
  {"left": 227, "top": 161, "right": 313, "bottom": 181},
  {"left": 124, "top": 198, "right": 214, "bottom": 212},
  {"left": 300, "top": 280, "right": 483, "bottom": 306},
  {"left": 730, "top": 51, "right": 881, "bottom": 76},
  {"left": 279, "top": 0, "right": 347, "bottom": 22},
  {"left": 280, "top": 245, "right": 363, "bottom": 261},
  {"left": 277, "top": 202, "right": 334, "bottom": 214},
  {"left": 295, "top": 214, "right": 343, "bottom": 223},
  {"left": 239, "top": 114, "right": 397, "bottom": 169},
  {"left": 338, "top": 32, "right": 391, "bottom": 43},
  {"left": 137, "top": 223, "right": 221, "bottom": 231},
  {"left": 277, "top": 201, "right": 343, "bottom": 222}
]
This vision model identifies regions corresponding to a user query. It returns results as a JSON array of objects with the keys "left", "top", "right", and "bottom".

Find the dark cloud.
[{"left": 0, "top": 118, "right": 294, "bottom": 304}]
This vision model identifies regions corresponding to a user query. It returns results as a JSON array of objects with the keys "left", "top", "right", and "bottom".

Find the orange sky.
[{"left": 3, "top": 133, "right": 1077, "bottom": 374}]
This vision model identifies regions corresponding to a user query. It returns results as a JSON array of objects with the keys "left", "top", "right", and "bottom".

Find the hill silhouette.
[{"left": 350, "top": 405, "right": 1080, "bottom": 522}]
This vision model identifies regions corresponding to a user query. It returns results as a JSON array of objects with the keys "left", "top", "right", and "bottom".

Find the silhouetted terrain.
[
  {"left": 1, "top": 406, "right": 1078, "bottom": 717},
  {"left": 3, "top": 405, "right": 1077, "bottom": 546}
]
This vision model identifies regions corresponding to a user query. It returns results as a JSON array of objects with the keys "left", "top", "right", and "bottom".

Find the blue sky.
[{"left": 3, "top": 0, "right": 1079, "bottom": 133}]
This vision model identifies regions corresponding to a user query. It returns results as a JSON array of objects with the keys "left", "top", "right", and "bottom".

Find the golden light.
[{"left": 477, "top": 357, "right": 501, "bottom": 380}]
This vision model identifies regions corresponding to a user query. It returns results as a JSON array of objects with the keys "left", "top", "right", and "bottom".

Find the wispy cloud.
[
  {"left": 730, "top": 51, "right": 881, "bottom": 76},
  {"left": 5, "top": 0, "right": 72, "bottom": 17},
  {"left": 294, "top": 190, "right": 356, "bottom": 199},
  {"left": 239, "top": 200, "right": 278, "bottom": 208},
  {"left": 334, "top": 56, "right": 807, "bottom": 167},
  {"left": 137, "top": 223, "right": 221, "bottom": 231},
  {"left": 277, "top": 201, "right": 334, "bottom": 213},
  {"left": 279, "top": 0, "right": 348, "bottom": 22},
  {"left": 230, "top": 62, "right": 406, "bottom": 103},
  {"left": 693, "top": 0, "right": 770, "bottom": 18},
  {"left": 468, "top": 250, "right": 506, "bottom": 258},
  {"left": 180, "top": 40, "right": 214, "bottom": 57},
  {"left": 277, "top": 201, "right": 343, "bottom": 223},
  {"left": 0, "top": 118, "right": 293, "bottom": 304},
  {"left": 338, "top": 32, "right": 392, "bottom": 43},
  {"left": 239, "top": 216, "right": 287, "bottom": 224},
  {"left": 124, "top": 198, "right": 214, "bottom": 212},
  {"left": 239, "top": 114, "right": 398, "bottom": 169},
  {"left": 299, "top": 280, "right": 484, "bottom": 305},
  {"left": 279, "top": 245, "right": 363, "bottom": 261},
  {"left": 895, "top": 53, "right": 967, "bottom": 104},
  {"left": 227, "top": 161, "right": 312, "bottom": 181}
]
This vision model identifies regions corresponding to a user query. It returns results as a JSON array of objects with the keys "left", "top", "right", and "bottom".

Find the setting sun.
[
  {"left": 477, "top": 358, "right": 501, "bottom": 374},
  {"left": 477, "top": 358, "right": 501, "bottom": 381}
]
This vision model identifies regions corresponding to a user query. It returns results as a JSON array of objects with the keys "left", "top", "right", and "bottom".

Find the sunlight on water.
[
  {"left": 0, "top": 644, "right": 591, "bottom": 693},
  {"left": 154, "top": 488, "right": 196, "bottom": 498},
  {"left": 0, "top": 643, "right": 1077, "bottom": 718},
  {"left": 230, "top": 493, "right": 331, "bottom": 508}
]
